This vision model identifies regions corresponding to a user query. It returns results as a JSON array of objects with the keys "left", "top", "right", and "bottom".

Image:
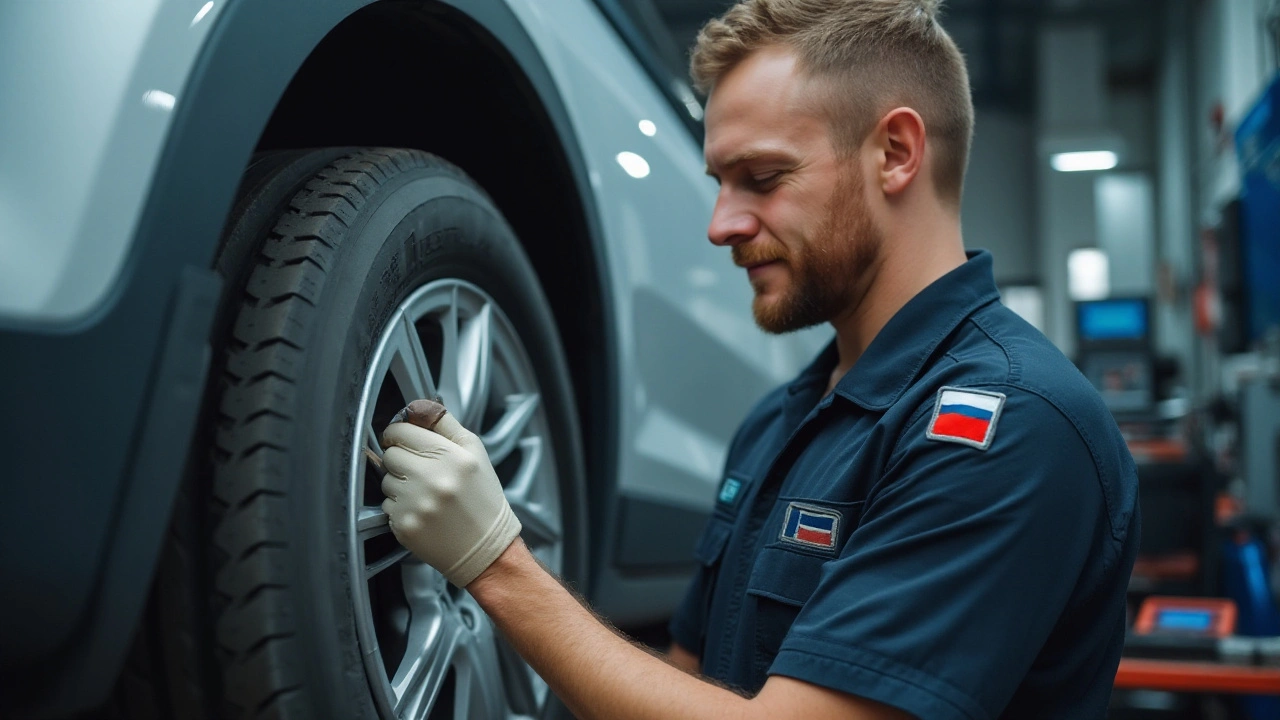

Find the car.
[{"left": 0, "top": 0, "right": 825, "bottom": 718}]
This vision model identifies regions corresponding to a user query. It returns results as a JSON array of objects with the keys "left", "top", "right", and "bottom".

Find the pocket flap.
[
  {"left": 746, "top": 546, "right": 827, "bottom": 607},
  {"left": 693, "top": 518, "right": 733, "bottom": 566}
]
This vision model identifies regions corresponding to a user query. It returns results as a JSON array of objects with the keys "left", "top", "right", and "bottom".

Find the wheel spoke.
[
  {"left": 480, "top": 393, "right": 540, "bottom": 466},
  {"left": 392, "top": 615, "right": 461, "bottom": 719},
  {"left": 389, "top": 312, "right": 438, "bottom": 405},
  {"left": 366, "top": 421, "right": 384, "bottom": 457},
  {"left": 366, "top": 546, "right": 411, "bottom": 579},
  {"left": 452, "top": 661, "right": 473, "bottom": 720},
  {"left": 435, "top": 293, "right": 462, "bottom": 411},
  {"left": 394, "top": 564, "right": 454, "bottom": 719},
  {"left": 504, "top": 437, "right": 559, "bottom": 548},
  {"left": 357, "top": 506, "right": 390, "bottom": 541},
  {"left": 456, "top": 303, "right": 493, "bottom": 429},
  {"left": 451, "top": 638, "right": 508, "bottom": 720},
  {"left": 503, "top": 437, "right": 543, "bottom": 504}
]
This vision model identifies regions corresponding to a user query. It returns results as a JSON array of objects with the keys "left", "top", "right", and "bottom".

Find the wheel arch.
[
  {"left": 249, "top": 2, "right": 619, "bottom": 555},
  {"left": 0, "top": 1, "right": 618, "bottom": 716}
]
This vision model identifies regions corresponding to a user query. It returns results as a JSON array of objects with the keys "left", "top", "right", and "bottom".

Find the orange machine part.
[{"left": 1116, "top": 659, "right": 1280, "bottom": 694}]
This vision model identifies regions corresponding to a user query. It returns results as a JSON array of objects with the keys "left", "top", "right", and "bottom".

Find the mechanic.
[{"left": 376, "top": 0, "right": 1141, "bottom": 718}]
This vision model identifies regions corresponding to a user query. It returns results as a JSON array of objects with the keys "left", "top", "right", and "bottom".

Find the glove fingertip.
[{"left": 404, "top": 398, "right": 448, "bottom": 431}]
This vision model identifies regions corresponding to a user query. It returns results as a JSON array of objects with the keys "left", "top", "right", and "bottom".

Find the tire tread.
[{"left": 209, "top": 152, "right": 414, "bottom": 719}]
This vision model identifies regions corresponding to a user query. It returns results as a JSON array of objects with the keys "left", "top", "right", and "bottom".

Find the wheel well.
[{"left": 254, "top": 1, "right": 612, "bottom": 501}]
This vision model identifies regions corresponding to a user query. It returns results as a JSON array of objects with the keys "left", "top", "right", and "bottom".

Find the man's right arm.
[{"left": 668, "top": 643, "right": 701, "bottom": 674}]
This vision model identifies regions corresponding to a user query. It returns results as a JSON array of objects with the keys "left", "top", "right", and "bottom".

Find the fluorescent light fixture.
[
  {"left": 638, "top": 119, "right": 657, "bottom": 136},
  {"left": 1068, "top": 248, "right": 1110, "bottom": 300},
  {"left": 615, "top": 151, "right": 650, "bottom": 179},
  {"left": 1051, "top": 150, "right": 1118, "bottom": 172}
]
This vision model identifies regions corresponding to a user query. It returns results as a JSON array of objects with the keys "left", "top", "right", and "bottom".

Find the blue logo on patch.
[{"left": 718, "top": 477, "right": 743, "bottom": 505}]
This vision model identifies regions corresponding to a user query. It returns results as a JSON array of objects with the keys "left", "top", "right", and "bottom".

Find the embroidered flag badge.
[
  {"left": 926, "top": 387, "right": 1007, "bottom": 450},
  {"left": 779, "top": 503, "right": 841, "bottom": 551}
]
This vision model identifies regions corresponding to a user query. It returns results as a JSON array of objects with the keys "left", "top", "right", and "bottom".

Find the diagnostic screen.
[
  {"left": 1155, "top": 609, "right": 1214, "bottom": 632},
  {"left": 1078, "top": 299, "right": 1148, "bottom": 341}
]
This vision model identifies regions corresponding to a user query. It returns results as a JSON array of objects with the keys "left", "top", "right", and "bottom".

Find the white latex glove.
[{"left": 379, "top": 399, "right": 521, "bottom": 587}]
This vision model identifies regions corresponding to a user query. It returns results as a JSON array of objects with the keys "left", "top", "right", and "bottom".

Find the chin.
[{"left": 751, "top": 296, "right": 794, "bottom": 335}]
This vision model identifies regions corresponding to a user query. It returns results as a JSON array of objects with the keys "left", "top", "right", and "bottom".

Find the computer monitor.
[
  {"left": 1076, "top": 298, "right": 1155, "bottom": 416},
  {"left": 1077, "top": 298, "right": 1150, "bottom": 344}
]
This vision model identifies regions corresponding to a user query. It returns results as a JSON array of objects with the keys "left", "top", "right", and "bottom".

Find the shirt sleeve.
[{"left": 769, "top": 386, "right": 1112, "bottom": 720}]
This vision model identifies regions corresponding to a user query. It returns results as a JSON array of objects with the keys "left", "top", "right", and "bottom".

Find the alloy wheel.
[{"left": 348, "top": 279, "right": 563, "bottom": 719}]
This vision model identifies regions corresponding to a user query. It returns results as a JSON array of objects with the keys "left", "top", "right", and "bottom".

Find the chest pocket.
[
  {"left": 745, "top": 499, "right": 864, "bottom": 681},
  {"left": 745, "top": 545, "right": 827, "bottom": 679}
]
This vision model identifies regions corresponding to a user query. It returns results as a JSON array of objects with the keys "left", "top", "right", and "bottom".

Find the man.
[{"left": 377, "top": 0, "right": 1141, "bottom": 717}]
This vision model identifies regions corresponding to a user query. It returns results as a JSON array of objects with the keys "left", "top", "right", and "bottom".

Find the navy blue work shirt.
[{"left": 669, "top": 251, "right": 1141, "bottom": 720}]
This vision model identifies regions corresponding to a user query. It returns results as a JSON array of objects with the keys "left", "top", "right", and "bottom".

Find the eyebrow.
[{"left": 705, "top": 149, "right": 793, "bottom": 179}]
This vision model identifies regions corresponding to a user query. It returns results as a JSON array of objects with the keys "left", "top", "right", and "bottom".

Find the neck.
[{"left": 825, "top": 215, "right": 966, "bottom": 394}]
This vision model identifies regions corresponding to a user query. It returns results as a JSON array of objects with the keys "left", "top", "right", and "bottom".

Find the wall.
[{"left": 962, "top": 109, "right": 1037, "bottom": 284}]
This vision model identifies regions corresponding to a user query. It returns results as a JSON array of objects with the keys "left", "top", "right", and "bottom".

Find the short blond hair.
[{"left": 692, "top": 0, "right": 973, "bottom": 204}]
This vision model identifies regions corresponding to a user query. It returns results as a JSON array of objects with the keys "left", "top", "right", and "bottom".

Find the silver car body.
[{"left": 0, "top": 0, "right": 823, "bottom": 714}]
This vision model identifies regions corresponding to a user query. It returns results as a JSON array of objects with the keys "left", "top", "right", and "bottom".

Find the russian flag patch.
[
  {"left": 779, "top": 503, "right": 841, "bottom": 551},
  {"left": 926, "top": 387, "right": 1006, "bottom": 450}
]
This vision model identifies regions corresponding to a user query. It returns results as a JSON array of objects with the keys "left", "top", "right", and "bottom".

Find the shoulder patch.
[{"left": 926, "top": 386, "right": 1006, "bottom": 450}]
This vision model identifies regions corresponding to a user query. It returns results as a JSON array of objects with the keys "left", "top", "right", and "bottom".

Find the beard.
[{"left": 733, "top": 171, "right": 884, "bottom": 334}]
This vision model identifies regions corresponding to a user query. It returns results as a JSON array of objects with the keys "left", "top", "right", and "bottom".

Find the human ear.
[{"left": 875, "top": 107, "right": 926, "bottom": 196}]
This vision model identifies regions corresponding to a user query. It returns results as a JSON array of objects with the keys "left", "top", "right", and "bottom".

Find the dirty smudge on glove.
[
  {"left": 392, "top": 398, "right": 448, "bottom": 431},
  {"left": 364, "top": 397, "right": 448, "bottom": 474}
]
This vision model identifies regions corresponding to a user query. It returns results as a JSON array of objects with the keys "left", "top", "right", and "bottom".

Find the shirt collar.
[{"left": 787, "top": 250, "right": 1002, "bottom": 411}]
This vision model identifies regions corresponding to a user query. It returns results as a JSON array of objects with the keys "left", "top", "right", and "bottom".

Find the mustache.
[{"left": 731, "top": 244, "right": 788, "bottom": 268}]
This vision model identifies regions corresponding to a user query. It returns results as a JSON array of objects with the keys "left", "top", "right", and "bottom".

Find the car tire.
[{"left": 129, "top": 148, "right": 588, "bottom": 720}]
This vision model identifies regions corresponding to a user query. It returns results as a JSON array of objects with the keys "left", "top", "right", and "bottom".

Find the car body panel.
[
  {"left": 0, "top": 0, "right": 227, "bottom": 322},
  {"left": 0, "top": 0, "right": 821, "bottom": 714}
]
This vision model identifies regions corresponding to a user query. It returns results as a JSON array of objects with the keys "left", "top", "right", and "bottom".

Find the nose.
[{"left": 707, "top": 188, "right": 759, "bottom": 247}]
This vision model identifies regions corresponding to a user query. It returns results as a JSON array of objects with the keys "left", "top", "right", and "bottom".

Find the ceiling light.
[{"left": 1051, "top": 151, "right": 1118, "bottom": 172}]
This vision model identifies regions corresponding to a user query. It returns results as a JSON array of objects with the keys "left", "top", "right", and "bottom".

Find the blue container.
[
  {"left": 1222, "top": 532, "right": 1280, "bottom": 720},
  {"left": 1234, "top": 72, "right": 1280, "bottom": 345}
]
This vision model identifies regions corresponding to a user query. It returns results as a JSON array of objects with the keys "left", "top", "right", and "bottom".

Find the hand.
[{"left": 379, "top": 399, "right": 522, "bottom": 587}]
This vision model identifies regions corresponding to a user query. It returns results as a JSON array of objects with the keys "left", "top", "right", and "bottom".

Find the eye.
[{"left": 748, "top": 172, "right": 782, "bottom": 190}]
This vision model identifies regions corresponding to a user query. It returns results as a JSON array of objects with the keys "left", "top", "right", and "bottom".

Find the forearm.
[{"left": 467, "top": 539, "right": 755, "bottom": 720}]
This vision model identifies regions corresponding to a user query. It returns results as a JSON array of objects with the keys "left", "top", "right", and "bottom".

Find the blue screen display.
[
  {"left": 1079, "top": 300, "right": 1148, "bottom": 341},
  {"left": 1156, "top": 609, "right": 1214, "bottom": 632}
]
